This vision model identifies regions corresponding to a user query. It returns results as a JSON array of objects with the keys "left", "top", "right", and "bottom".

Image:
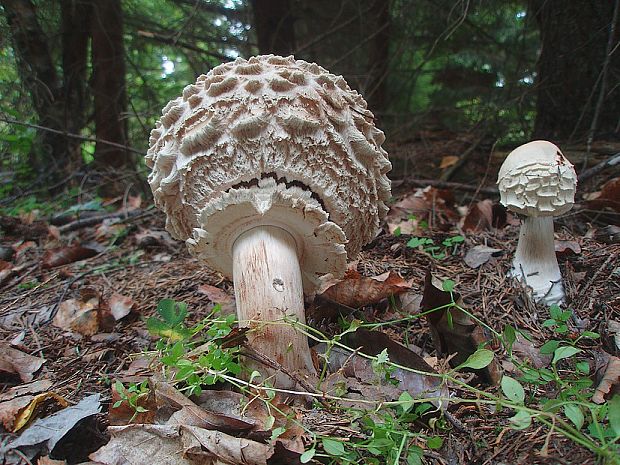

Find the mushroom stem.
[
  {"left": 232, "top": 225, "right": 316, "bottom": 388},
  {"left": 511, "top": 216, "right": 564, "bottom": 305}
]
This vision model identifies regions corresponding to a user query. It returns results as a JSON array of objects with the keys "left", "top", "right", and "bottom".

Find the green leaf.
[
  {"left": 270, "top": 426, "right": 286, "bottom": 441},
  {"left": 501, "top": 376, "right": 525, "bottom": 404},
  {"left": 114, "top": 380, "right": 125, "bottom": 395},
  {"left": 457, "top": 349, "right": 494, "bottom": 370},
  {"left": 509, "top": 410, "right": 532, "bottom": 430},
  {"left": 549, "top": 304, "right": 562, "bottom": 320},
  {"left": 156, "top": 299, "right": 187, "bottom": 325},
  {"left": 503, "top": 324, "right": 516, "bottom": 351},
  {"left": 393, "top": 226, "right": 402, "bottom": 237},
  {"left": 552, "top": 346, "right": 581, "bottom": 364},
  {"left": 540, "top": 340, "right": 560, "bottom": 355},
  {"left": 407, "top": 446, "right": 423, "bottom": 465},
  {"left": 446, "top": 309, "right": 454, "bottom": 329},
  {"left": 442, "top": 279, "right": 455, "bottom": 292},
  {"left": 112, "top": 400, "right": 123, "bottom": 408},
  {"left": 376, "top": 348, "right": 390, "bottom": 364},
  {"left": 265, "top": 415, "right": 275, "bottom": 430},
  {"left": 608, "top": 395, "right": 620, "bottom": 437},
  {"left": 407, "top": 237, "right": 425, "bottom": 248},
  {"left": 564, "top": 404, "right": 584, "bottom": 430},
  {"left": 300, "top": 448, "right": 316, "bottom": 463},
  {"left": 575, "top": 361, "right": 590, "bottom": 374},
  {"left": 322, "top": 438, "right": 345, "bottom": 456},
  {"left": 581, "top": 331, "right": 600, "bottom": 339},
  {"left": 426, "top": 436, "right": 443, "bottom": 449},
  {"left": 398, "top": 391, "right": 415, "bottom": 413}
]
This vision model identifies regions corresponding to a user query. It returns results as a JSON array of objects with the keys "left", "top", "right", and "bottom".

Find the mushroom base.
[
  {"left": 510, "top": 216, "right": 565, "bottom": 306},
  {"left": 232, "top": 225, "right": 316, "bottom": 389}
]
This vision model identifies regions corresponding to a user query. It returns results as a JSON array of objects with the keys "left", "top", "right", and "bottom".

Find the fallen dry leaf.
[
  {"left": 464, "top": 245, "right": 503, "bottom": 269},
  {"left": 152, "top": 379, "right": 255, "bottom": 433},
  {"left": 420, "top": 270, "right": 500, "bottom": 385},
  {"left": 106, "top": 293, "right": 136, "bottom": 321},
  {"left": 320, "top": 270, "right": 411, "bottom": 309},
  {"left": 461, "top": 200, "right": 507, "bottom": 232},
  {"left": 89, "top": 424, "right": 194, "bottom": 465},
  {"left": 439, "top": 155, "right": 459, "bottom": 169},
  {"left": 53, "top": 288, "right": 101, "bottom": 336},
  {"left": 593, "top": 352, "right": 620, "bottom": 404},
  {"left": 554, "top": 240, "right": 581, "bottom": 257},
  {"left": 135, "top": 229, "right": 176, "bottom": 249},
  {"left": 41, "top": 245, "right": 98, "bottom": 269},
  {"left": 109, "top": 380, "right": 156, "bottom": 426},
  {"left": 184, "top": 426, "right": 273, "bottom": 465},
  {"left": 386, "top": 186, "right": 459, "bottom": 234},
  {"left": 339, "top": 329, "right": 450, "bottom": 409},
  {"left": 37, "top": 457, "right": 66, "bottom": 465},
  {"left": 5, "top": 392, "right": 69, "bottom": 432},
  {"left": 0, "top": 380, "right": 53, "bottom": 402},
  {"left": 586, "top": 177, "right": 620, "bottom": 212},
  {"left": 94, "top": 220, "right": 126, "bottom": 242},
  {"left": 0, "top": 344, "right": 46, "bottom": 382},
  {"left": 197, "top": 283, "right": 236, "bottom": 315},
  {"left": 3, "top": 394, "right": 101, "bottom": 464}
]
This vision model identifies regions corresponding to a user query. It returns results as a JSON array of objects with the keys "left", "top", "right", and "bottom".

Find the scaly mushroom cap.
[
  {"left": 497, "top": 140, "right": 577, "bottom": 217},
  {"left": 146, "top": 55, "right": 391, "bottom": 288}
]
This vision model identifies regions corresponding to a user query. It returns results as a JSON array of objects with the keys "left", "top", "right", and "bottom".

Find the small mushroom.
[
  {"left": 146, "top": 55, "right": 391, "bottom": 388},
  {"left": 497, "top": 140, "right": 577, "bottom": 305}
]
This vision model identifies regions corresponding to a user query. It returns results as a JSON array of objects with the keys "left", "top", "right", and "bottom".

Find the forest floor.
[{"left": 0, "top": 133, "right": 619, "bottom": 465}]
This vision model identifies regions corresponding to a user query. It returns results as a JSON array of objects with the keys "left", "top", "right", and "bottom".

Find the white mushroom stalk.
[
  {"left": 146, "top": 55, "right": 391, "bottom": 388},
  {"left": 497, "top": 140, "right": 577, "bottom": 306}
]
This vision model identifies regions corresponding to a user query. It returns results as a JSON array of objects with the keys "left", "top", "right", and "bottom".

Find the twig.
[
  {"left": 0, "top": 116, "right": 146, "bottom": 155},
  {"left": 392, "top": 178, "right": 499, "bottom": 196},
  {"left": 241, "top": 345, "right": 329, "bottom": 406},
  {"left": 57, "top": 207, "right": 152, "bottom": 233},
  {"left": 578, "top": 152, "right": 620, "bottom": 182}
]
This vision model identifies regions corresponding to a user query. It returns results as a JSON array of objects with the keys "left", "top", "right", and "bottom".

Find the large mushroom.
[
  {"left": 497, "top": 140, "right": 577, "bottom": 306},
  {"left": 146, "top": 55, "right": 391, "bottom": 388}
]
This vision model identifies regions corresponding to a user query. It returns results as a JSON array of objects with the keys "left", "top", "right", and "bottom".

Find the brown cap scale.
[
  {"left": 147, "top": 55, "right": 391, "bottom": 387},
  {"left": 497, "top": 140, "right": 577, "bottom": 305}
]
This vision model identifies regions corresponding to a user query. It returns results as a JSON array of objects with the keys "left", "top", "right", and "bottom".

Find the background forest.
[{"left": 0, "top": 0, "right": 618, "bottom": 201}]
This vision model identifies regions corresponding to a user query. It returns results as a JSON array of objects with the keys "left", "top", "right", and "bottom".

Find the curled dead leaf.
[
  {"left": 593, "top": 351, "right": 620, "bottom": 404},
  {"left": 320, "top": 270, "right": 412, "bottom": 309},
  {"left": 42, "top": 245, "right": 98, "bottom": 269},
  {"left": 461, "top": 200, "right": 507, "bottom": 232},
  {"left": 0, "top": 344, "right": 46, "bottom": 382},
  {"left": 53, "top": 288, "right": 101, "bottom": 336},
  {"left": 464, "top": 245, "right": 503, "bottom": 269}
]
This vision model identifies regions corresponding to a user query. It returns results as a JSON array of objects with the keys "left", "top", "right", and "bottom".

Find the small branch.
[
  {"left": 57, "top": 208, "right": 152, "bottom": 233},
  {"left": 578, "top": 152, "right": 620, "bottom": 182},
  {"left": 0, "top": 116, "right": 146, "bottom": 155},
  {"left": 241, "top": 346, "right": 328, "bottom": 405},
  {"left": 392, "top": 178, "right": 499, "bottom": 196},
  {"left": 136, "top": 30, "right": 235, "bottom": 62}
]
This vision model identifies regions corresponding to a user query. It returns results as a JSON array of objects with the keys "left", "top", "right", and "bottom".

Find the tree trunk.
[
  {"left": 366, "top": 0, "right": 391, "bottom": 118},
  {"left": 532, "top": 0, "right": 620, "bottom": 142},
  {"left": 1, "top": 0, "right": 86, "bottom": 178},
  {"left": 61, "top": 0, "right": 91, "bottom": 165},
  {"left": 90, "top": 0, "right": 130, "bottom": 178},
  {"left": 250, "top": 0, "right": 296, "bottom": 55}
]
